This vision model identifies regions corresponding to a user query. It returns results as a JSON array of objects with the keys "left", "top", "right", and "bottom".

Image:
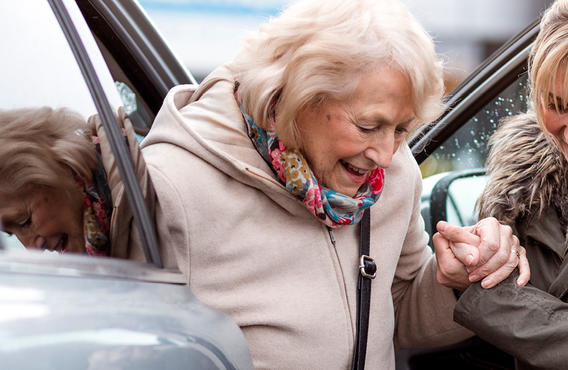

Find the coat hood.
[
  {"left": 477, "top": 111, "right": 568, "bottom": 227},
  {"left": 142, "top": 65, "right": 312, "bottom": 219}
]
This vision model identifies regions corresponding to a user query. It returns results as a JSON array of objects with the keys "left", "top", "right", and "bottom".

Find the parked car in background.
[{"left": 0, "top": 1, "right": 252, "bottom": 369}]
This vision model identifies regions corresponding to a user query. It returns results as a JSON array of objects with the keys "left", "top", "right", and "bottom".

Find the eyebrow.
[
  {"left": 359, "top": 112, "right": 415, "bottom": 127},
  {"left": 547, "top": 93, "right": 565, "bottom": 107}
]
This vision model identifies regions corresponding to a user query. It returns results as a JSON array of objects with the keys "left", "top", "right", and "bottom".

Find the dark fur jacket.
[{"left": 477, "top": 111, "right": 568, "bottom": 290}]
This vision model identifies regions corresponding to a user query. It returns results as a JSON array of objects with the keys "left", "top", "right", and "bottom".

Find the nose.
[
  {"left": 16, "top": 230, "right": 46, "bottom": 250},
  {"left": 364, "top": 131, "right": 398, "bottom": 169}
]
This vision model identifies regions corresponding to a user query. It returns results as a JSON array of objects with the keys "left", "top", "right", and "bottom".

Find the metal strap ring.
[{"left": 359, "top": 255, "right": 377, "bottom": 279}]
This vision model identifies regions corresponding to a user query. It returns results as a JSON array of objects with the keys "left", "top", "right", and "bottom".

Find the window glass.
[
  {"left": 0, "top": 2, "right": 99, "bottom": 250},
  {"left": 74, "top": 2, "right": 155, "bottom": 137},
  {"left": 419, "top": 73, "right": 529, "bottom": 235},
  {"left": 420, "top": 75, "right": 530, "bottom": 178},
  {"left": 0, "top": 2, "right": 98, "bottom": 116},
  {"left": 0, "top": 1, "right": 147, "bottom": 261}
]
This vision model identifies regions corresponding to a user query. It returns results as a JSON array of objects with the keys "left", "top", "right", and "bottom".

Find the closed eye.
[
  {"left": 17, "top": 217, "right": 31, "bottom": 228},
  {"left": 357, "top": 125, "right": 375, "bottom": 134}
]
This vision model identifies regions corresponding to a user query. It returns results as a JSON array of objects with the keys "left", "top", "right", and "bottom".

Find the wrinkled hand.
[
  {"left": 434, "top": 217, "right": 530, "bottom": 290},
  {"left": 432, "top": 227, "right": 475, "bottom": 291}
]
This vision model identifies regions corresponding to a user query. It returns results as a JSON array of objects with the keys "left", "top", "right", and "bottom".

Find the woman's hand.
[{"left": 433, "top": 217, "right": 530, "bottom": 291}]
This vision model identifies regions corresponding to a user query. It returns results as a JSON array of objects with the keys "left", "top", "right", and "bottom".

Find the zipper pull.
[{"left": 327, "top": 227, "right": 336, "bottom": 247}]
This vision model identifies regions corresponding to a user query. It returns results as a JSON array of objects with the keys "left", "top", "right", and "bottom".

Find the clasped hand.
[{"left": 433, "top": 217, "right": 530, "bottom": 291}]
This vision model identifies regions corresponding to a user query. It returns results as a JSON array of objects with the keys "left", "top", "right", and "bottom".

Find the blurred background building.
[{"left": 138, "top": 0, "right": 553, "bottom": 91}]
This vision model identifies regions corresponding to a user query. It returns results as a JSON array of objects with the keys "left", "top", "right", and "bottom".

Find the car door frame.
[
  {"left": 49, "top": 0, "right": 162, "bottom": 266},
  {"left": 396, "top": 17, "right": 541, "bottom": 370}
]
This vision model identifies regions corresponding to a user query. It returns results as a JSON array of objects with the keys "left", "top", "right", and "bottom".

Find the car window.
[
  {"left": 0, "top": 2, "right": 99, "bottom": 117},
  {"left": 0, "top": 1, "right": 98, "bottom": 250},
  {"left": 420, "top": 74, "right": 530, "bottom": 178},
  {"left": 89, "top": 37, "right": 155, "bottom": 138},
  {"left": 418, "top": 72, "right": 530, "bottom": 239},
  {"left": 0, "top": 1, "right": 151, "bottom": 262},
  {"left": 74, "top": 0, "right": 192, "bottom": 137}
]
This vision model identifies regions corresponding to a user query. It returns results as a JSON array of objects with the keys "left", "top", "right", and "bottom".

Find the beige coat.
[{"left": 142, "top": 65, "right": 470, "bottom": 369}]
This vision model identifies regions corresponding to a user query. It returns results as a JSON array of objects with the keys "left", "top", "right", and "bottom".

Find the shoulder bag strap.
[{"left": 352, "top": 209, "right": 376, "bottom": 370}]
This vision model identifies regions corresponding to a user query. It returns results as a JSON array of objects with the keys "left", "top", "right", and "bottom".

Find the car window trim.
[{"left": 48, "top": 0, "right": 162, "bottom": 267}]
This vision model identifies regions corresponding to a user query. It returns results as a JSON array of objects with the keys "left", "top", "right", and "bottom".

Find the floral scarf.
[
  {"left": 75, "top": 136, "right": 112, "bottom": 256},
  {"left": 235, "top": 92, "right": 385, "bottom": 227}
]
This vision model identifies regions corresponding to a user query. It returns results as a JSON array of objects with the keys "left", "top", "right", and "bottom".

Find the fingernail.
[
  {"left": 481, "top": 279, "right": 493, "bottom": 288},
  {"left": 517, "top": 277, "right": 526, "bottom": 286},
  {"left": 465, "top": 255, "right": 474, "bottom": 266},
  {"left": 437, "top": 221, "right": 447, "bottom": 232},
  {"left": 469, "top": 274, "right": 480, "bottom": 282}
]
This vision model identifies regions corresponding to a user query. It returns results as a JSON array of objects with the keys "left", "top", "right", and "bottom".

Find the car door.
[
  {"left": 394, "top": 20, "right": 539, "bottom": 370},
  {"left": 0, "top": 1, "right": 252, "bottom": 369}
]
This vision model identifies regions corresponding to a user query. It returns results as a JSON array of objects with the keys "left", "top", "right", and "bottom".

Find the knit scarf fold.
[{"left": 236, "top": 93, "right": 384, "bottom": 227}]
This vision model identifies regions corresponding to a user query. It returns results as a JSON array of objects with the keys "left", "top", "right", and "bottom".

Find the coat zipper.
[
  {"left": 326, "top": 225, "right": 357, "bottom": 363},
  {"left": 327, "top": 227, "right": 337, "bottom": 247}
]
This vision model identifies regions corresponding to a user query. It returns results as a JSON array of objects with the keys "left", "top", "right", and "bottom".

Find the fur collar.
[{"left": 477, "top": 112, "right": 568, "bottom": 228}]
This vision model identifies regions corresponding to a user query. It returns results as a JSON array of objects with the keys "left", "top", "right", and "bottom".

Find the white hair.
[{"left": 232, "top": 0, "right": 445, "bottom": 148}]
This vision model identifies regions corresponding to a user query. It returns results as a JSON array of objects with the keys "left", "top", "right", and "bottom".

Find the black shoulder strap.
[{"left": 352, "top": 209, "right": 376, "bottom": 370}]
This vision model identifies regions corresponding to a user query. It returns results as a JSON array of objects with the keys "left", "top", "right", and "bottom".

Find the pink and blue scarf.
[{"left": 236, "top": 93, "right": 384, "bottom": 227}]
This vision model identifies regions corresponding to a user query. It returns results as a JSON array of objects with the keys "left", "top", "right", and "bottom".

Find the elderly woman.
[
  {"left": 453, "top": 1, "right": 568, "bottom": 369},
  {"left": 0, "top": 106, "right": 149, "bottom": 259},
  {"left": 142, "top": 0, "right": 527, "bottom": 368}
]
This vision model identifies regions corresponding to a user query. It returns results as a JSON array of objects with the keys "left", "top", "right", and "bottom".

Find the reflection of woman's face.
[
  {"left": 0, "top": 186, "right": 85, "bottom": 254},
  {"left": 295, "top": 65, "right": 415, "bottom": 197}
]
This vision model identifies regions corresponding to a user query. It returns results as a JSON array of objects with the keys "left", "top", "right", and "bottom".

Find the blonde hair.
[
  {"left": 0, "top": 107, "right": 97, "bottom": 197},
  {"left": 232, "top": 0, "right": 444, "bottom": 148},
  {"left": 530, "top": 0, "right": 568, "bottom": 148}
]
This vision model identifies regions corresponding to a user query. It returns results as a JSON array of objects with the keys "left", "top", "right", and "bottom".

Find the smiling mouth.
[
  {"left": 44, "top": 234, "right": 69, "bottom": 253},
  {"left": 340, "top": 160, "right": 370, "bottom": 178}
]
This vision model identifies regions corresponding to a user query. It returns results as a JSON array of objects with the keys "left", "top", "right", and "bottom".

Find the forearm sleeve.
[{"left": 455, "top": 272, "right": 568, "bottom": 370}]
